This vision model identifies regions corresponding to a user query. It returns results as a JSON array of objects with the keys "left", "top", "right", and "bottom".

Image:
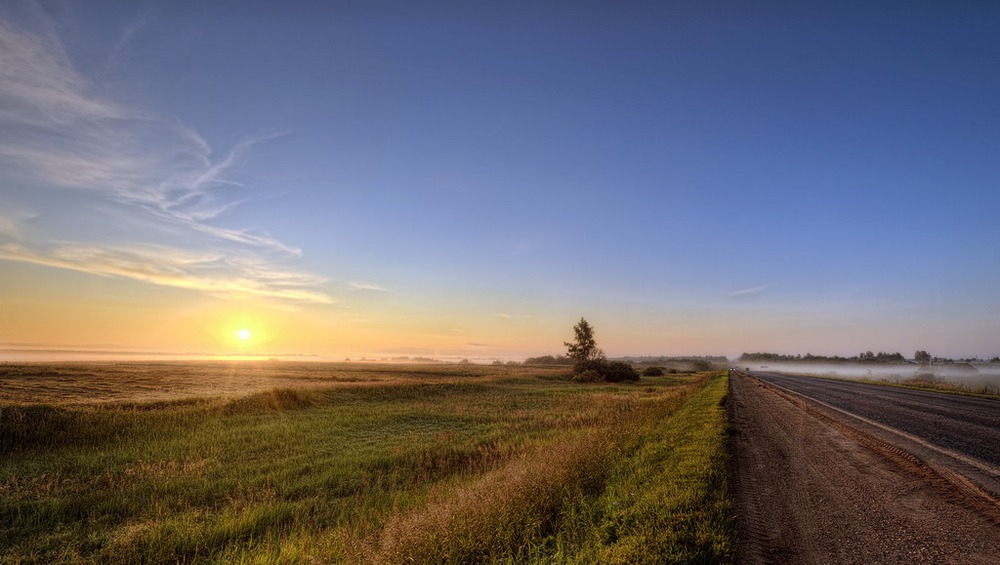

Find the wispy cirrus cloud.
[
  {"left": 0, "top": 19, "right": 116, "bottom": 127},
  {"left": 0, "top": 241, "right": 331, "bottom": 304},
  {"left": 0, "top": 22, "right": 298, "bottom": 254},
  {"left": 97, "top": 2, "right": 153, "bottom": 76},
  {"left": 0, "top": 205, "right": 36, "bottom": 239},
  {"left": 729, "top": 284, "right": 772, "bottom": 297},
  {"left": 0, "top": 8, "right": 327, "bottom": 303},
  {"left": 349, "top": 282, "right": 389, "bottom": 292}
]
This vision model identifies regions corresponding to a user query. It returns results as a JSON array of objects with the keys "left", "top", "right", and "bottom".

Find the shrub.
[
  {"left": 572, "top": 360, "right": 640, "bottom": 383},
  {"left": 642, "top": 366, "right": 665, "bottom": 377},
  {"left": 602, "top": 361, "right": 640, "bottom": 383},
  {"left": 573, "top": 359, "right": 606, "bottom": 376},
  {"left": 572, "top": 369, "right": 602, "bottom": 383},
  {"left": 691, "top": 360, "right": 713, "bottom": 372}
]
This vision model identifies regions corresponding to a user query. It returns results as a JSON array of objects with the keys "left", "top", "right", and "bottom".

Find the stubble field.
[{"left": 0, "top": 361, "right": 732, "bottom": 563}]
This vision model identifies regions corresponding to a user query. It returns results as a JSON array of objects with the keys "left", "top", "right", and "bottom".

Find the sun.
[{"left": 238, "top": 328, "right": 251, "bottom": 340}]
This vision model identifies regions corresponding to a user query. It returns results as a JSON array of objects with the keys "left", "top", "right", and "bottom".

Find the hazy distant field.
[
  {"left": 0, "top": 361, "right": 546, "bottom": 405},
  {"left": 0, "top": 362, "right": 732, "bottom": 563}
]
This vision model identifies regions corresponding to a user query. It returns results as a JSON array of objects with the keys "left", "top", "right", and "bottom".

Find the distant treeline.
[
  {"left": 738, "top": 351, "right": 908, "bottom": 363},
  {"left": 522, "top": 354, "right": 728, "bottom": 367},
  {"left": 522, "top": 355, "right": 575, "bottom": 366},
  {"left": 739, "top": 352, "right": 1000, "bottom": 364},
  {"left": 617, "top": 355, "right": 728, "bottom": 366}
]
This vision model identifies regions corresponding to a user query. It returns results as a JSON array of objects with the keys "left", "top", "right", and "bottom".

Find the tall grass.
[
  {"left": 881, "top": 376, "right": 1000, "bottom": 398},
  {"left": 470, "top": 372, "right": 734, "bottom": 564},
  {"left": 1, "top": 363, "right": 732, "bottom": 563},
  {"left": 572, "top": 372, "right": 733, "bottom": 563}
]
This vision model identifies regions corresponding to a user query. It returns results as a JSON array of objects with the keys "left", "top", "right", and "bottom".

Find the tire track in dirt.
[{"left": 730, "top": 371, "right": 1000, "bottom": 564}]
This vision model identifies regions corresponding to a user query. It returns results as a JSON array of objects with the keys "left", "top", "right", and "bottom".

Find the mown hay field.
[{"left": 0, "top": 362, "right": 733, "bottom": 563}]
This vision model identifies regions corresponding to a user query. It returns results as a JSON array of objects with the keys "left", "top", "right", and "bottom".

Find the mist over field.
[{"left": 741, "top": 361, "right": 1000, "bottom": 392}]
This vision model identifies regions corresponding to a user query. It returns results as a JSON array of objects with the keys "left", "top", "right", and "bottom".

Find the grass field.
[
  {"left": 1, "top": 362, "right": 733, "bottom": 563},
  {"left": 860, "top": 376, "right": 1000, "bottom": 399}
]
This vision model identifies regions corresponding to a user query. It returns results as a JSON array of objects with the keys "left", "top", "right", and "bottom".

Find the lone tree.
[
  {"left": 564, "top": 317, "right": 604, "bottom": 361},
  {"left": 914, "top": 350, "right": 932, "bottom": 364},
  {"left": 564, "top": 317, "right": 637, "bottom": 382}
]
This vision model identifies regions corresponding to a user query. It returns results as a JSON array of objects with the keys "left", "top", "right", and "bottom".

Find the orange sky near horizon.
[{"left": 1, "top": 259, "right": 742, "bottom": 360}]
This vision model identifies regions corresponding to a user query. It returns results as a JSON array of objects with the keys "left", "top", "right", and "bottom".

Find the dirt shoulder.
[{"left": 729, "top": 372, "right": 1000, "bottom": 564}]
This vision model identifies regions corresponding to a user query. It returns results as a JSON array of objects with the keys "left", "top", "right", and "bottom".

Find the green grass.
[
  {"left": 526, "top": 371, "right": 734, "bottom": 564},
  {"left": 0, "top": 363, "right": 733, "bottom": 563}
]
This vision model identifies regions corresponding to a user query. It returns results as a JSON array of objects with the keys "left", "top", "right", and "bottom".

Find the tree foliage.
[
  {"left": 561, "top": 318, "right": 639, "bottom": 382},
  {"left": 564, "top": 317, "right": 604, "bottom": 362},
  {"left": 915, "top": 350, "right": 932, "bottom": 364}
]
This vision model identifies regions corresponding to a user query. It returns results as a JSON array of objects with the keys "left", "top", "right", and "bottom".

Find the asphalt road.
[
  {"left": 748, "top": 371, "right": 1000, "bottom": 471},
  {"left": 730, "top": 371, "right": 1000, "bottom": 563}
]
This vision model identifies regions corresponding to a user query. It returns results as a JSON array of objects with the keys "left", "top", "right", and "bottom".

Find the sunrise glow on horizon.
[{"left": 2, "top": 1, "right": 999, "bottom": 362}]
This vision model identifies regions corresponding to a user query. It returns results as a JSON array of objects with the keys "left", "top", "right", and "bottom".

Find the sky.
[{"left": 1, "top": 0, "right": 999, "bottom": 361}]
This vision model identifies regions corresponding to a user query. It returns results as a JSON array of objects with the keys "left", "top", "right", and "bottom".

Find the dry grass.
[
  {"left": 0, "top": 360, "right": 562, "bottom": 405},
  {"left": 897, "top": 376, "right": 1000, "bottom": 398},
  {"left": 818, "top": 374, "right": 1000, "bottom": 400},
  {"left": 361, "top": 431, "right": 613, "bottom": 564}
]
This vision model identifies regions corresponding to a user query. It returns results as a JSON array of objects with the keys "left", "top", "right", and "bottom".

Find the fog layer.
[{"left": 739, "top": 361, "right": 1000, "bottom": 393}]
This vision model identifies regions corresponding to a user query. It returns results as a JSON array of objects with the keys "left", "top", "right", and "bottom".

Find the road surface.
[
  {"left": 751, "top": 371, "right": 1000, "bottom": 475},
  {"left": 730, "top": 370, "right": 1000, "bottom": 564}
]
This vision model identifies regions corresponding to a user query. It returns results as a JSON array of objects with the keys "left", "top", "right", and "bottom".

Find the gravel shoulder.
[{"left": 729, "top": 371, "right": 1000, "bottom": 564}]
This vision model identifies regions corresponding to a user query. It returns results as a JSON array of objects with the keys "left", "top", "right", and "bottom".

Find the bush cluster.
[
  {"left": 641, "top": 366, "right": 665, "bottom": 376},
  {"left": 572, "top": 360, "right": 640, "bottom": 383},
  {"left": 571, "top": 369, "right": 602, "bottom": 383},
  {"left": 691, "top": 359, "right": 713, "bottom": 371}
]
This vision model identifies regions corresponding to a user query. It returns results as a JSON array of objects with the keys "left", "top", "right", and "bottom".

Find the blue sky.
[{"left": 1, "top": 0, "right": 998, "bottom": 360}]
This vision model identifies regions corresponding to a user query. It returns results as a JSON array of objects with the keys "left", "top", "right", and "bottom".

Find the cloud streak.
[
  {"left": 349, "top": 282, "right": 389, "bottom": 292},
  {"left": 729, "top": 284, "right": 772, "bottom": 297},
  {"left": 0, "top": 9, "right": 327, "bottom": 303},
  {"left": 0, "top": 19, "right": 116, "bottom": 127},
  {"left": 0, "top": 241, "right": 331, "bottom": 304}
]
